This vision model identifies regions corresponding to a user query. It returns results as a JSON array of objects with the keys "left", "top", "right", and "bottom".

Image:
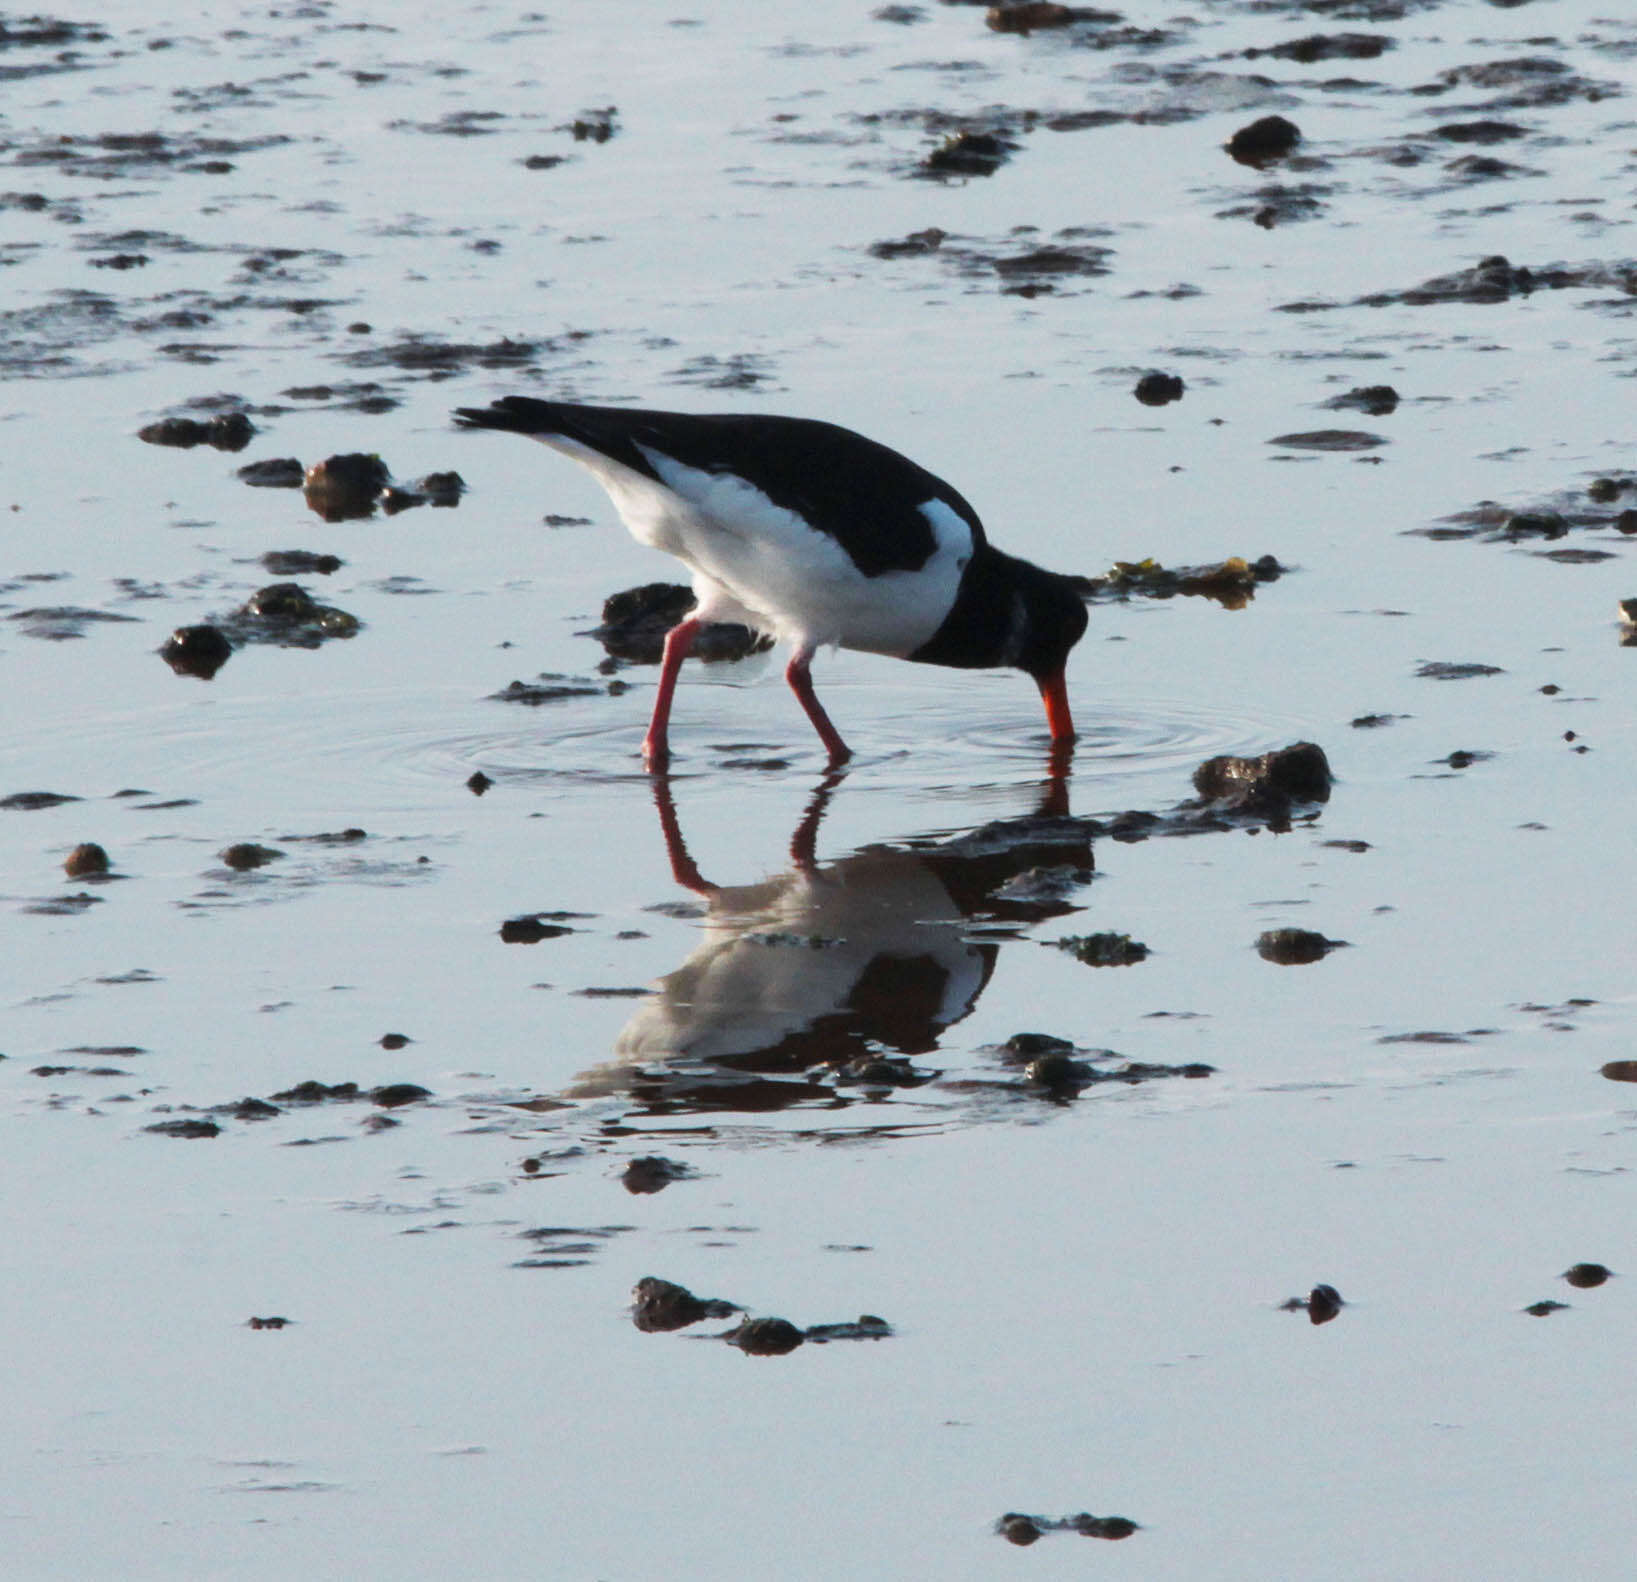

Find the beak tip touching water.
[{"left": 1037, "top": 668, "right": 1076, "bottom": 746}]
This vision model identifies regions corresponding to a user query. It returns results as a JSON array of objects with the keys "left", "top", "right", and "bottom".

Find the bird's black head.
[
  {"left": 910, "top": 544, "right": 1088, "bottom": 681},
  {"left": 1008, "top": 555, "right": 1089, "bottom": 683}
]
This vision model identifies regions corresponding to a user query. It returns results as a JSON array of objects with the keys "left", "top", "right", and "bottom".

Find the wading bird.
[{"left": 454, "top": 399, "right": 1088, "bottom": 767}]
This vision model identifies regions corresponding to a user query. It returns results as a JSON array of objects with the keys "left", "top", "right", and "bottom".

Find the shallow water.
[{"left": 4, "top": 1, "right": 1637, "bottom": 1576}]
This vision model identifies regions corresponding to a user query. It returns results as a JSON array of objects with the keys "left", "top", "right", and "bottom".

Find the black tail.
[{"left": 452, "top": 396, "right": 565, "bottom": 435}]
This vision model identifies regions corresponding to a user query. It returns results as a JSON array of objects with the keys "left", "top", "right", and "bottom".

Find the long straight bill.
[{"left": 1037, "top": 669, "right": 1075, "bottom": 745}]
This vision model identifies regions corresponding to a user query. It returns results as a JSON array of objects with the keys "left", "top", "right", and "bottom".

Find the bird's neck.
[{"left": 909, "top": 544, "right": 1040, "bottom": 673}]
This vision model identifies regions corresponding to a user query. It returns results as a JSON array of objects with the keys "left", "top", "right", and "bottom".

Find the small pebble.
[
  {"left": 1562, "top": 1263, "right": 1612, "bottom": 1289},
  {"left": 63, "top": 842, "right": 109, "bottom": 877}
]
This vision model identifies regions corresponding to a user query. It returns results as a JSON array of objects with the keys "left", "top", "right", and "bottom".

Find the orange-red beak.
[{"left": 1037, "top": 668, "right": 1076, "bottom": 745}]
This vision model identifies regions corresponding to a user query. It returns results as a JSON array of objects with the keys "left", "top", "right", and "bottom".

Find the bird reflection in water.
[{"left": 567, "top": 750, "right": 1090, "bottom": 1115}]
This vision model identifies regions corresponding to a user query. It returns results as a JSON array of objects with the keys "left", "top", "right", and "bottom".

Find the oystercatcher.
[{"left": 453, "top": 398, "right": 1088, "bottom": 766}]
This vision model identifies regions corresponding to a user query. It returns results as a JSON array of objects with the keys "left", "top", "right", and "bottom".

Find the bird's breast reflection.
[{"left": 567, "top": 768, "right": 1091, "bottom": 1114}]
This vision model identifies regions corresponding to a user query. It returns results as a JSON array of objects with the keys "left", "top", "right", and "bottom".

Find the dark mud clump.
[
  {"left": 1324, "top": 384, "right": 1399, "bottom": 416},
  {"left": 1226, "top": 115, "right": 1301, "bottom": 169},
  {"left": 1245, "top": 33, "right": 1390, "bottom": 63},
  {"left": 803, "top": 1315, "right": 892, "bottom": 1344},
  {"left": 3, "top": 791, "right": 83, "bottom": 811},
  {"left": 381, "top": 469, "right": 464, "bottom": 514},
  {"left": 1524, "top": 1300, "right": 1569, "bottom": 1317},
  {"left": 488, "top": 675, "right": 608, "bottom": 707},
  {"left": 303, "top": 453, "right": 390, "bottom": 521},
  {"left": 999, "top": 1515, "right": 1043, "bottom": 1547},
  {"left": 23, "top": 892, "right": 107, "bottom": 918},
  {"left": 866, "top": 224, "right": 1112, "bottom": 295},
  {"left": 631, "top": 1277, "right": 886, "bottom": 1350},
  {"left": 1563, "top": 1263, "right": 1612, "bottom": 1289},
  {"left": 240, "top": 452, "right": 457, "bottom": 520},
  {"left": 1369, "top": 255, "right": 1537, "bottom": 306},
  {"left": 988, "top": 1037, "right": 1213, "bottom": 1097},
  {"left": 219, "top": 842, "right": 284, "bottom": 871},
  {"left": 498, "top": 912, "right": 581, "bottom": 943},
  {"left": 724, "top": 1316, "right": 807, "bottom": 1355},
  {"left": 997, "top": 1511, "right": 1139, "bottom": 1545},
  {"left": 243, "top": 582, "right": 336, "bottom": 623},
  {"left": 1257, "top": 928, "right": 1346, "bottom": 964},
  {"left": 220, "top": 1097, "right": 281, "bottom": 1122},
  {"left": 991, "top": 239, "right": 1113, "bottom": 295},
  {"left": 985, "top": 4, "right": 1112, "bottom": 35},
  {"left": 1268, "top": 429, "right": 1387, "bottom": 453},
  {"left": 160, "top": 623, "right": 232, "bottom": 679},
  {"left": 138, "top": 412, "right": 255, "bottom": 451},
  {"left": 975, "top": 741, "right": 1336, "bottom": 852},
  {"left": 270, "top": 1080, "right": 361, "bottom": 1103},
  {"left": 1193, "top": 741, "right": 1333, "bottom": 812},
  {"left": 1416, "top": 476, "right": 1637, "bottom": 548},
  {"left": 1353, "top": 256, "right": 1637, "bottom": 310},
  {"left": 868, "top": 226, "right": 947, "bottom": 260},
  {"left": 1423, "top": 55, "right": 1615, "bottom": 110},
  {"left": 0, "top": 17, "right": 109, "bottom": 46},
  {"left": 9, "top": 605, "right": 141, "bottom": 642},
  {"left": 631, "top": 1276, "right": 740, "bottom": 1333},
  {"left": 1021, "top": 1052, "right": 1214, "bottom": 1098},
  {"left": 281, "top": 826, "right": 368, "bottom": 847},
  {"left": 1443, "top": 154, "right": 1535, "bottom": 185},
  {"left": 1050, "top": 931, "right": 1148, "bottom": 967},
  {"left": 370, "top": 1082, "right": 431, "bottom": 1108},
  {"left": 1433, "top": 120, "right": 1527, "bottom": 146},
  {"left": 262, "top": 550, "right": 343, "bottom": 576},
  {"left": 145, "top": 1118, "right": 221, "bottom": 1139},
  {"left": 248, "top": 1315, "right": 290, "bottom": 1330},
  {"left": 63, "top": 841, "right": 109, "bottom": 877},
  {"left": 590, "top": 582, "right": 770, "bottom": 666},
  {"left": 1001, "top": 1032, "right": 1074, "bottom": 1059},
  {"left": 347, "top": 332, "right": 551, "bottom": 378},
  {"left": 1133, "top": 371, "right": 1184, "bottom": 406},
  {"left": 621, "top": 1156, "right": 694, "bottom": 1194},
  {"left": 918, "top": 127, "right": 1018, "bottom": 179},
  {"left": 568, "top": 106, "right": 619, "bottom": 143},
  {"left": 208, "top": 583, "right": 360, "bottom": 650},
  {"left": 1416, "top": 661, "right": 1503, "bottom": 681},
  {"left": 1281, "top": 1283, "right": 1345, "bottom": 1324},
  {"left": 1220, "top": 181, "right": 1331, "bottom": 230},
  {"left": 238, "top": 458, "right": 307, "bottom": 488}
]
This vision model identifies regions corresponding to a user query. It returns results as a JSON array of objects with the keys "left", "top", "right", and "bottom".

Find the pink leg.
[
  {"left": 643, "top": 616, "right": 701, "bottom": 769},
  {"left": 785, "top": 646, "right": 851, "bottom": 766}
]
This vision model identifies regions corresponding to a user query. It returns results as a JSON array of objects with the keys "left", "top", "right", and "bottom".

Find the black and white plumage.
[{"left": 452, "top": 398, "right": 1088, "bottom": 766}]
